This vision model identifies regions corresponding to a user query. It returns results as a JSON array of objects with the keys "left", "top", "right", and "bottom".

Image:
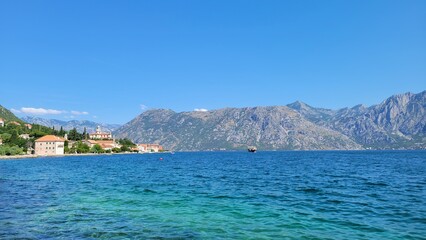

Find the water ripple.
[{"left": 0, "top": 151, "right": 425, "bottom": 239}]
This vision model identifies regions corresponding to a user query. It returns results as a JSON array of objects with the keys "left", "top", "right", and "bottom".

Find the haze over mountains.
[
  {"left": 114, "top": 91, "right": 426, "bottom": 151},
  {"left": 21, "top": 116, "right": 121, "bottom": 133}
]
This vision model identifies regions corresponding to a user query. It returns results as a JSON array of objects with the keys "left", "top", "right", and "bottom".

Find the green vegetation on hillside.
[
  {"left": 0, "top": 104, "right": 140, "bottom": 156},
  {"left": 117, "top": 138, "right": 136, "bottom": 152},
  {"left": 0, "top": 105, "right": 23, "bottom": 123},
  {"left": 0, "top": 122, "right": 66, "bottom": 156},
  {"left": 67, "top": 127, "right": 89, "bottom": 141},
  {"left": 67, "top": 141, "right": 90, "bottom": 154},
  {"left": 0, "top": 106, "right": 90, "bottom": 155}
]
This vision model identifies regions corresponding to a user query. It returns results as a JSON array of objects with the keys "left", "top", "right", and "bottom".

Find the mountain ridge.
[
  {"left": 115, "top": 91, "right": 425, "bottom": 150},
  {"left": 21, "top": 116, "right": 121, "bottom": 133},
  {"left": 0, "top": 105, "right": 23, "bottom": 123},
  {"left": 115, "top": 106, "right": 361, "bottom": 151}
]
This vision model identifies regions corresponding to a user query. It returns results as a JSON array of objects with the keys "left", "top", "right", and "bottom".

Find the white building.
[
  {"left": 34, "top": 135, "right": 65, "bottom": 156},
  {"left": 0, "top": 118, "right": 4, "bottom": 127},
  {"left": 137, "top": 144, "right": 163, "bottom": 153},
  {"left": 19, "top": 134, "right": 30, "bottom": 140},
  {"left": 89, "top": 126, "right": 112, "bottom": 140}
]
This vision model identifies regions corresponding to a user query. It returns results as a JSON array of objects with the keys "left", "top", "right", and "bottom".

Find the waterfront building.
[
  {"left": 137, "top": 143, "right": 163, "bottom": 153},
  {"left": 34, "top": 135, "right": 65, "bottom": 155}
]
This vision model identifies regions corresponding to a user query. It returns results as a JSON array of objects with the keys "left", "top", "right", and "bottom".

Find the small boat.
[{"left": 247, "top": 146, "right": 257, "bottom": 152}]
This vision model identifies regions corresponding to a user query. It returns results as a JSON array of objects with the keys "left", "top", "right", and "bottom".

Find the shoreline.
[
  {"left": 0, "top": 152, "right": 144, "bottom": 160},
  {"left": 1, "top": 149, "right": 424, "bottom": 160}
]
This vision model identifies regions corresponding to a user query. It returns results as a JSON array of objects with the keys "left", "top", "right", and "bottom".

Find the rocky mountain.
[
  {"left": 0, "top": 105, "right": 23, "bottom": 123},
  {"left": 21, "top": 116, "right": 121, "bottom": 133},
  {"left": 114, "top": 107, "right": 361, "bottom": 151},
  {"left": 286, "top": 101, "right": 335, "bottom": 123},
  {"left": 288, "top": 91, "right": 426, "bottom": 149},
  {"left": 115, "top": 91, "right": 425, "bottom": 151}
]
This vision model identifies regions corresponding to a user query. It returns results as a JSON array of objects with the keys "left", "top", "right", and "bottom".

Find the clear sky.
[{"left": 0, "top": 0, "right": 425, "bottom": 124}]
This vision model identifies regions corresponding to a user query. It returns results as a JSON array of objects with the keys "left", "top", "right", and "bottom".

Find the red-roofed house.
[
  {"left": 35, "top": 135, "right": 65, "bottom": 155},
  {"left": 83, "top": 139, "right": 118, "bottom": 150},
  {"left": 96, "top": 140, "right": 117, "bottom": 150},
  {"left": 8, "top": 121, "right": 20, "bottom": 126}
]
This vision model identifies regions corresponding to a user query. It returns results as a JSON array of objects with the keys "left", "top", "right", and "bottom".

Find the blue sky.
[{"left": 0, "top": 0, "right": 425, "bottom": 124}]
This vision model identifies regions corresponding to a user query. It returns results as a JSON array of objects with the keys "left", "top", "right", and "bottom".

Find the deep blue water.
[{"left": 0, "top": 151, "right": 425, "bottom": 239}]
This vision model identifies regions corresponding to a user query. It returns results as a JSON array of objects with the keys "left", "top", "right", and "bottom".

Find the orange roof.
[
  {"left": 100, "top": 143, "right": 115, "bottom": 148},
  {"left": 35, "top": 135, "right": 65, "bottom": 142},
  {"left": 96, "top": 140, "right": 115, "bottom": 144}
]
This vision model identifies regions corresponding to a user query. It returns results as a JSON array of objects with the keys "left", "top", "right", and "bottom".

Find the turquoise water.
[{"left": 1, "top": 151, "right": 425, "bottom": 239}]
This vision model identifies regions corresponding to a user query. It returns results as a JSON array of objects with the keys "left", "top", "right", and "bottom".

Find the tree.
[
  {"left": 83, "top": 127, "right": 88, "bottom": 140},
  {"left": 0, "top": 145, "right": 23, "bottom": 156},
  {"left": 9, "top": 130, "right": 19, "bottom": 145},
  {"left": 59, "top": 126, "right": 65, "bottom": 136},
  {"left": 120, "top": 145, "right": 130, "bottom": 152},
  {"left": 1, "top": 133, "right": 11, "bottom": 142},
  {"left": 75, "top": 141, "right": 90, "bottom": 153},
  {"left": 68, "top": 128, "right": 81, "bottom": 141},
  {"left": 90, "top": 144, "right": 104, "bottom": 153},
  {"left": 118, "top": 138, "right": 136, "bottom": 147}
]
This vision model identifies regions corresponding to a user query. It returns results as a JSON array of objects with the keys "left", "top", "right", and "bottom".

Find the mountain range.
[
  {"left": 114, "top": 91, "right": 426, "bottom": 150},
  {"left": 1, "top": 91, "right": 424, "bottom": 150},
  {"left": 21, "top": 116, "right": 121, "bottom": 133}
]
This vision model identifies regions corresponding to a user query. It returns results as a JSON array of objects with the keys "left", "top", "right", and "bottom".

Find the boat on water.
[{"left": 247, "top": 146, "right": 257, "bottom": 152}]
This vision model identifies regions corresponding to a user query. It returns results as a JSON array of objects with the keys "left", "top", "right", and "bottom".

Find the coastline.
[
  {"left": 0, "top": 154, "right": 39, "bottom": 160},
  {"left": 1, "top": 149, "right": 424, "bottom": 160},
  {"left": 0, "top": 152, "right": 142, "bottom": 161}
]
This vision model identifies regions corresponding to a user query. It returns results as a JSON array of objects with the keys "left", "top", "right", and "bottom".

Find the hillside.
[
  {"left": 114, "top": 107, "right": 361, "bottom": 151},
  {"left": 115, "top": 91, "right": 425, "bottom": 150},
  {"left": 0, "top": 105, "right": 23, "bottom": 123},
  {"left": 288, "top": 91, "right": 426, "bottom": 149}
]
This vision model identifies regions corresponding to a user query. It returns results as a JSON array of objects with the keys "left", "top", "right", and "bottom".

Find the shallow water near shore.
[{"left": 1, "top": 151, "right": 425, "bottom": 239}]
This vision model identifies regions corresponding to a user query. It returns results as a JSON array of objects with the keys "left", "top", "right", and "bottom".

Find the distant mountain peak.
[
  {"left": 287, "top": 101, "right": 311, "bottom": 110},
  {"left": 351, "top": 104, "right": 366, "bottom": 110},
  {"left": 21, "top": 116, "right": 121, "bottom": 133}
]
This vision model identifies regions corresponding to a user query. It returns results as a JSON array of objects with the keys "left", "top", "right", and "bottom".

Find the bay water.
[{"left": 1, "top": 151, "right": 425, "bottom": 239}]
